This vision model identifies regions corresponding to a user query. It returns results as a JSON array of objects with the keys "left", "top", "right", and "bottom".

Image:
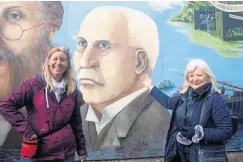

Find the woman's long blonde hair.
[
  {"left": 42, "top": 46, "right": 76, "bottom": 95},
  {"left": 180, "top": 58, "right": 220, "bottom": 94}
]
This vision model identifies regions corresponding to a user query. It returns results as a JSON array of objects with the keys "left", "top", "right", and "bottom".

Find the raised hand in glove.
[{"left": 180, "top": 127, "right": 195, "bottom": 139}]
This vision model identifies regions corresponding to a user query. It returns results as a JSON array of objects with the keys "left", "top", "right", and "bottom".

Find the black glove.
[{"left": 180, "top": 127, "right": 195, "bottom": 139}]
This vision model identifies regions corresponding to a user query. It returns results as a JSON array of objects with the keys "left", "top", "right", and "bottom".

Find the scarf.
[{"left": 51, "top": 77, "right": 66, "bottom": 103}]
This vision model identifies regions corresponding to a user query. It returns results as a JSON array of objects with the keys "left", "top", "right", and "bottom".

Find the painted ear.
[
  {"left": 48, "top": 27, "right": 58, "bottom": 41},
  {"left": 135, "top": 49, "right": 147, "bottom": 75}
]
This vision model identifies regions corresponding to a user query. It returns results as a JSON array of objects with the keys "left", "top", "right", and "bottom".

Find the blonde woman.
[
  {"left": 141, "top": 58, "right": 232, "bottom": 162},
  {"left": 0, "top": 45, "right": 87, "bottom": 162}
]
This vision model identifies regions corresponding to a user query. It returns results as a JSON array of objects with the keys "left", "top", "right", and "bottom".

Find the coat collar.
[
  {"left": 102, "top": 90, "right": 154, "bottom": 148},
  {"left": 190, "top": 82, "right": 212, "bottom": 97},
  {"left": 82, "top": 90, "right": 154, "bottom": 149},
  {"left": 179, "top": 83, "right": 213, "bottom": 102},
  {"left": 35, "top": 73, "right": 47, "bottom": 90},
  {"left": 109, "top": 90, "right": 153, "bottom": 136},
  {"left": 34, "top": 73, "right": 76, "bottom": 97}
]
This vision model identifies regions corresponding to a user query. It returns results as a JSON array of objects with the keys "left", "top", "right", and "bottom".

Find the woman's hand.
[
  {"left": 29, "top": 134, "right": 38, "bottom": 140},
  {"left": 24, "top": 134, "right": 38, "bottom": 141},
  {"left": 80, "top": 155, "right": 87, "bottom": 162},
  {"left": 179, "top": 127, "right": 195, "bottom": 139},
  {"left": 140, "top": 74, "right": 154, "bottom": 90}
]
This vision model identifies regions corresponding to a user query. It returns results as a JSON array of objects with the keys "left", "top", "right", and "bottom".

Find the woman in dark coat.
[{"left": 141, "top": 58, "right": 232, "bottom": 162}]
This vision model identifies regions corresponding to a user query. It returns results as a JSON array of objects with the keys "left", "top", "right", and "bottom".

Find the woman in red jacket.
[{"left": 0, "top": 45, "right": 87, "bottom": 162}]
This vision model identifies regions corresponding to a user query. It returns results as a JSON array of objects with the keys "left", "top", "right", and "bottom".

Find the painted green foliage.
[
  {"left": 170, "top": 1, "right": 243, "bottom": 23},
  {"left": 170, "top": 1, "right": 211, "bottom": 23}
]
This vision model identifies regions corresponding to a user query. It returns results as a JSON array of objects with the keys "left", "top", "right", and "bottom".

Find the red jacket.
[{"left": 0, "top": 74, "right": 87, "bottom": 160}]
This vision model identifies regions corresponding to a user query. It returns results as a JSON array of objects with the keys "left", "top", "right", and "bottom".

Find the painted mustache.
[{"left": 77, "top": 69, "right": 106, "bottom": 86}]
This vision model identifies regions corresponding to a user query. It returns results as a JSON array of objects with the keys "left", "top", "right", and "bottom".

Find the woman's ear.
[{"left": 135, "top": 49, "right": 147, "bottom": 75}]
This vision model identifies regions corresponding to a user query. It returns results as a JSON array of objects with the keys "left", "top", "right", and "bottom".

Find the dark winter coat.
[{"left": 150, "top": 83, "right": 232, "bottom": 162}]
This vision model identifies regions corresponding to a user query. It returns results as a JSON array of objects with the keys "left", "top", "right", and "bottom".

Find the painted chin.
[{"left": 79, "top": 79, "right": 105, "bottom": 87}]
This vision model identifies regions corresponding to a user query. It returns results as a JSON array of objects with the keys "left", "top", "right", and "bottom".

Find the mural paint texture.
[
  {"left": 0, "top": 0, "right": 63, "bottom": 150},
  {"left": 0, "top": 1, "right": 243, "bottom": 161}
]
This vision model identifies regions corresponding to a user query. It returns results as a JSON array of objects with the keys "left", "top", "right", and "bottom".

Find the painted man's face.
[
  {"left": 74, "top": 16, "right": 139, "bottom": 108},
  {"left": 0, "top": 1, "right": 51, "bottom": 99}
]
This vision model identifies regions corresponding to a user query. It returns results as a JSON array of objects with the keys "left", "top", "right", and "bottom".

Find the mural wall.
[{"left": 0, "top": 1, "right": 243, "bottom": 161}]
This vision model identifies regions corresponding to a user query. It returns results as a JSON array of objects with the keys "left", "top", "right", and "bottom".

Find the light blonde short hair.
[{"left": 180, "top": 58, "right": 220, "bottom": 93}]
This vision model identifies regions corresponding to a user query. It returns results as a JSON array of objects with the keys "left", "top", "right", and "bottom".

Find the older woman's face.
[
  {"left": 188, "top": 67, "right": 208, "bottom": 89},
  {"left": 48, "top": 51, "right": 68, "bottom": 80}
]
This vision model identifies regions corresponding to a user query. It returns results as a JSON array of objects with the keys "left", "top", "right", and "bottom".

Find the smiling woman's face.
[
  {"left": 48, "top": 51, "right": 69, "bottom": 81},
  {"left": 188, "top": 67, "right": 208, "bottom": 89}
]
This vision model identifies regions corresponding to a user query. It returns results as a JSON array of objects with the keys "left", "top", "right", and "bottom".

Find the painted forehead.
[
  {"left": 78, "top": 14, "right": 129, "bottom": 43},
  {"left": 0, "top": 1, "right": 39, "bottom": 13}
]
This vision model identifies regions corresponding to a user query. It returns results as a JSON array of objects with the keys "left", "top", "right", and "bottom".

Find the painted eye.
[
  {"left": 76, "top": 39, "right": 88, "bottom": 53},
  {"left": 98, "top": 42, "right": 110, "bottom": 49},
  {"left": 7, "top": 11, "right": 23, "bottom": 21},
  {"left": 77, "top": 39, "right": 88, "bottom": 48}
]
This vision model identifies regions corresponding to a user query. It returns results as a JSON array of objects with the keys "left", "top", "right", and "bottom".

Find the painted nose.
[
  {"left": 0, "top": 37, "right": 6, "bottom": 55},
  {"left": 78, "top": 47, "right": 99, "bottom": 69}
]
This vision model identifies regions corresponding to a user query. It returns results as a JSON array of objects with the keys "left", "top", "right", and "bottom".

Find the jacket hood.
[{"left": 35, "top": 73, "right": 47, "bottom": 90}]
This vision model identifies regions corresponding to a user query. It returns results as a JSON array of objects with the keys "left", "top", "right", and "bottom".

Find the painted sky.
[{"left": 53, "top": 1, "right": 243, "bottom": 93}]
